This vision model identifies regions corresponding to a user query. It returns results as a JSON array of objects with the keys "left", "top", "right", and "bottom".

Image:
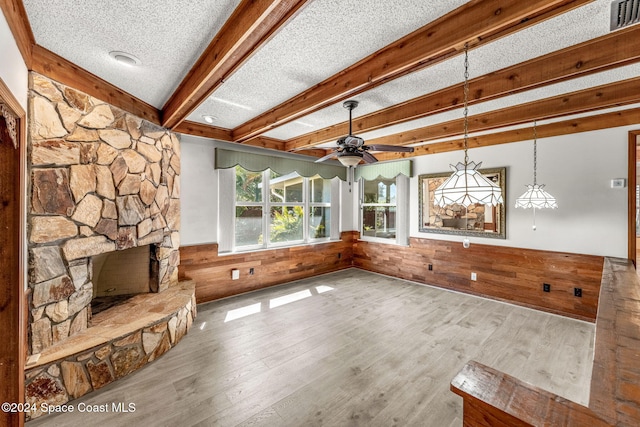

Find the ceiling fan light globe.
[{"left": 338, "top": 154, "right": 363, "bottom": 167}]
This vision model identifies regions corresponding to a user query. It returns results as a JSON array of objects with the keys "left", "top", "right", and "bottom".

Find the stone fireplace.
[{"left": 27, "top": 73, "right": 181, "bottom": 355}]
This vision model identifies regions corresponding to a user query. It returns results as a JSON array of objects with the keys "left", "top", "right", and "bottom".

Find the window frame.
[
  {"left": 233, "top": 167, "right": 334, "bottom": 252},
  {"left": 359, "top": 174, "right": 409, "bottom": 246}
]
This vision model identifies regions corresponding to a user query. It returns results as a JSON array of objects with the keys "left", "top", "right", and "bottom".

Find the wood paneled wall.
[
  {"left": 181, "top": 233, "right": 603, "bottom": 322},
  {"left": 179, "top": 232, "right": 356, "bottom": 303},
  {"left": 353, "top": 237, "right": 603, "bottom": 322}
]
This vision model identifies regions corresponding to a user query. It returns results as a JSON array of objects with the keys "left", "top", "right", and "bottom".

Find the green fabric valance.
[
  {"left": 355, "top": 159, "right": 413, "bottom": 181},
  {"left": 215, "top": 148, "right": 347, "bottom": 181}
]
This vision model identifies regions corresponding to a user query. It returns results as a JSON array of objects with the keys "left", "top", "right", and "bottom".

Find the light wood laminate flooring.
[{"left": 28, "top": 268, "right": 594, "bottom": 426}]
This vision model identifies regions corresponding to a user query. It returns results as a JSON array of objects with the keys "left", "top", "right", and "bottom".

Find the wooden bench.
[{"left": 451, "top": 257, "right": 640, "bottom": 426}]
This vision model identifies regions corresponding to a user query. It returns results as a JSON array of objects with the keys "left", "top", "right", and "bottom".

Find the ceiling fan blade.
[
  {"left": 362, "top": 151, "right": 378, "bottom": 163},
  {"left": 365, "top": 144, "right": 414, "bottom": 152},
  {"left": 315, "top": 151, "right": 338, "bottom": 163}
]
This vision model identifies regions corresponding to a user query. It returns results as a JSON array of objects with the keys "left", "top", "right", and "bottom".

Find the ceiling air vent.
[{"left": 611, "top": 0, "right": 640, "bottom": 30}]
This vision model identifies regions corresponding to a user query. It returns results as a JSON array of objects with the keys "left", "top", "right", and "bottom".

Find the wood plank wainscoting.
[
  {"left": 354, "top": 237, "right": 603, "bottom": 322},
  {"left": 179, "top": 232, "right": 356, "bottom": 303},
  {"left": 451, "top": 257, "right": 640, "bottom": 426},
  {"left": 181, "top": 233, "right": 602, "bottom": 321}
]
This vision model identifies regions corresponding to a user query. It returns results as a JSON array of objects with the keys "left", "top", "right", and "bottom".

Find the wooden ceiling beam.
[
  {"left": 161, "top": 0, "right": 309, "bottom": 129},
  {"left": 361, "top": 77, "right": 640, "bottom": 148},
  {"left": 373, "top": 107, "right": 640, "bottom": 161},
  {"left": 242, "top": 136, "right": 286, "bottom": 150},
  {"left": 31, "top": 45, "right": 162, "bottom": 125},
  {"left": 172, "top": 121, "right": 287, "bottom": 150},
  {"left": 173, "top": 121, "right": 233, "bottom": 141},
  {"left": 0, "top": 0, "right": 35, "bottom": 68},
  {"left": 286, "top": 22, "right": 640, "bottom": 151},
  {"left": 232, "top": 0, "right": 594, "bottom": 143}
]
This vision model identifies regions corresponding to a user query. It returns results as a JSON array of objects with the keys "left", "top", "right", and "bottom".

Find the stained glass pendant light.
[
  {"left": 433, "top": 44, "right": 504, "bottom": 209},
  {"left": 515, "top": 120, "right": 557, "bottom": 230}
]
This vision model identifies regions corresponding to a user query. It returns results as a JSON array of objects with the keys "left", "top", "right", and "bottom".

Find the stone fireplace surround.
[
  {"left": 27, "top": 72, "right": 181, "bottom": 355},
  {"left": 25, "top": 73, "right": 194, "bottom": 420}
]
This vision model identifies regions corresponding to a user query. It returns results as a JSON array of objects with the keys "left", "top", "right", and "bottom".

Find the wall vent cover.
[{"left": 611, "top": 0, "right": 640, "bottom": 30}]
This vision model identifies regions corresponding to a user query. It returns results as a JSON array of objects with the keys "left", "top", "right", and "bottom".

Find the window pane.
[
  {"left": 310, "top": 175, "right": 331, "bottom": 203},
  {"left": 235, "top": 206, "right": 263, "bottom": 246},
  {"left": 270, "top": 171, "right": 303, "bottom": 203},
  {"left": 270, "top": 206, "right": 304, "bottom": 243},
  {"left": 362, "top": 206, "right": 396, "bottom": 239},
  {"left": 363, "top": 179, "right": 396, "bottom": 204},
  {"left": 309, "top": 206, "right": 330, "bottom": 239},
  {"left": 235, "top": 166, "right": 262, "bottom": 202}
]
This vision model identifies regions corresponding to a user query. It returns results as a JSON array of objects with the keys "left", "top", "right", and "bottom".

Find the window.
[
  {"left": 362, "top": 178, "right": 397, "bottom": 240},
  {"left": 234, "top": 167, "right": 333, "bottom": 250},
  {"left": 359, "top": 174, "right": 409, "bottom": 245}
]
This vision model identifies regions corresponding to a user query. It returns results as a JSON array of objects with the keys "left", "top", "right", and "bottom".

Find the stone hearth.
[
  {"left": 24, "top": 281, "right": 197, "bottom": 420},
  {"left": 27, "top": 72, "right": 181, "bottom": 355}
]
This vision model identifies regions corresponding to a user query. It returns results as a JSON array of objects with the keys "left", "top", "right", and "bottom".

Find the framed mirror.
[{"left": 418, "top": 167, "right": 506, "bottom": 239}]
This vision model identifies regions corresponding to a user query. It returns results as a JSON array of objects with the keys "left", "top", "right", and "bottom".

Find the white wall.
[
  {"left": 0, "top": 11, "right": 28, "bottom": 109},
  {"left": 181, "top": 126, "right": 633, "bottom": 257},
  {"left": 409, "top": 126, "right": 632, "bottom": 257},
  {"left": 179, "top": 135, "right": 219, "bottom": 245}
]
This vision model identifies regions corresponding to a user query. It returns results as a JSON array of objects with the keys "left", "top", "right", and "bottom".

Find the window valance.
[
  {"left": 355, "top": 159, "right": 413, "bottom": 181},
  {"left": 215, "top": 148, "right": 347, "bottom": 180}
]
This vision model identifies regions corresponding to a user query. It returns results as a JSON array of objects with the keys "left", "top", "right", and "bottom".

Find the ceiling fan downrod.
[{"left": 343, "top": 100, "right": 358, "bottom": 136}]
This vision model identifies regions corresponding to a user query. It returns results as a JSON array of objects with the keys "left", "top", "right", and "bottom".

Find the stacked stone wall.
[{"left": 28, "top": 73, "right": 181, "bottom": 355}]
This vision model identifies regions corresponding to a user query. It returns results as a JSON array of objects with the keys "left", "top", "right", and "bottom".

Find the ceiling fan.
[{"left": 315, "top": 100, "right": 414, "bottom": 167}]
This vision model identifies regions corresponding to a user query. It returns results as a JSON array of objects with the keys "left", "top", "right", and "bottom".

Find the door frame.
[
  {"left": 0, "top": 77, "right": 26, "bottom": 427},
  {"left": 628, "top": 130, "right": 640, "bottom": 265}
]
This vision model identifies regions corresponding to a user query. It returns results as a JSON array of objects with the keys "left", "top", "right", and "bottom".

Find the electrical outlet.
[
  {"left": 543, "top": 283, "right": 551, "bottom": 292},
  {"left": 574, "top": 287, "right": 582, "bottom": 297},
  {"left": 471, "top": 272, "right": 477, "bottom": 281},
  {"left": 428, "top": 264, "right": 433, "bottom": 271},
  {"left": 249, "top": 268, "right": 254, "bottom": 275}
]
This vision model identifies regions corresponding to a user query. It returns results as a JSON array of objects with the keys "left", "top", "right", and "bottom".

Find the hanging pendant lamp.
[
  {"left": 515, "top": 120, "right": 557, "bottom": 230},
  {"left": 433, "top": 44, "right": 503, "bottom": 248},
  {"left": 433, "top": 44, "right": 503, "bottom": 209}
]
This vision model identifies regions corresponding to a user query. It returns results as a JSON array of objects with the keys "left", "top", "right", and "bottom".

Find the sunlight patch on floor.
[{"left": 224, "top": 302, "right": 262, "bottom": 322}]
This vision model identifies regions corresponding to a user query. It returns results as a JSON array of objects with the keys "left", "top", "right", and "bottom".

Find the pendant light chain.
[
  {"left": 463, "top": 43, "right": 469, "bottom": 165},
  {"left": 432, "top": 41, "right": 504, "bottom": 212},
  {"left": 533, "top": 120, "right": 537, "bottom": 186}
]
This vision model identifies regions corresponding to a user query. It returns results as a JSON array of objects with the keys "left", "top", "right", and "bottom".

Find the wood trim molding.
[
  {"left": 30, "top": 45, "right": 161, "bottom": 125},
  {"left": 372, "top": 107, "right": 640, "bottom": 161},
  {"left": 162, "top": 0, "right": 310, "bottom": 129},
  {"left": 286, "top": 22, "right": 640, "bottom": 150},
  {"left": 233, "top": 0, "right": 594, "bottom": 143},
  {"left": 0, "top": 0, "right": 35, "bottom": 68},
  {"left": 628, "top": 131, "right": 640, "bottom": 263},
  {"left": 0, "top": 76, "right": 25, "bottom": 427},
  {"left": 359, "top": 77, "right": 640, "bottom": 149},
  {"left": 0, "top": 76, "right": 25, "bottom": 118}
]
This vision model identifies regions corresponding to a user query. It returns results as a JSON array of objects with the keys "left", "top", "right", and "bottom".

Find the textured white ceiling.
[
  {"left": 23, "top": 0, "right": 242, "bottom": 107},
  {"left": 263, "top": 0, "right": 613, "bottom": 141},
  {"left": 21, "top": 0, "right": 638, "bottom": 148},
  {"left": 188, "top": 0, "right": 469, "bottom": 127}
]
